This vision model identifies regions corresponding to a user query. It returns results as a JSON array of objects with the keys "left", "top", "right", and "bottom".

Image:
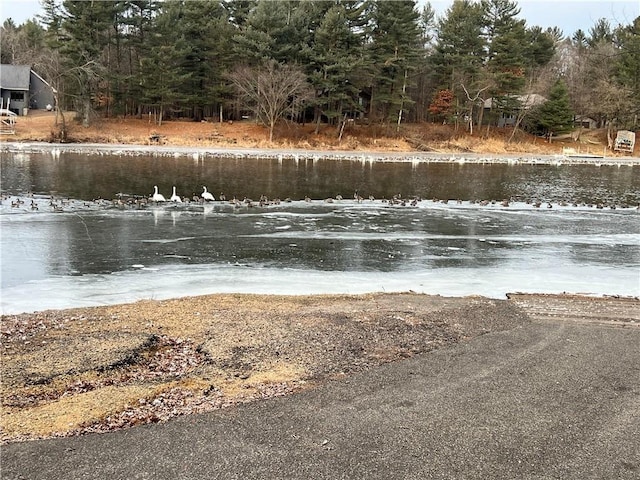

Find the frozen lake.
[{"left": 1, "top": 150, "right": 639, "bottom": 313}]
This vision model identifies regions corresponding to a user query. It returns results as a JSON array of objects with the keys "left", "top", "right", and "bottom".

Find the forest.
[{"left": 1, "top": 0, "right": 639, "bottom": 142}]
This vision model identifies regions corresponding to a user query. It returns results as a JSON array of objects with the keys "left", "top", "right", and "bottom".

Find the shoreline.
[{"left": 2, "top": 141, "right": 639, "bottom": 165}]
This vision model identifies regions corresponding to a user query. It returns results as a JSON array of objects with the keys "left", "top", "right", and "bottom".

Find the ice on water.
[{"left": 2, "top": 196, "right": 639, "bottom": 314}]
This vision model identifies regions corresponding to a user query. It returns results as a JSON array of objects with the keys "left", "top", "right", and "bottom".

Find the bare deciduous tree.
[
  {"left": 460, "top": 82, "right": 491, "bottom": 135},
  {"left": 228, "top": 61, "right": 313, "bottom": 142}
]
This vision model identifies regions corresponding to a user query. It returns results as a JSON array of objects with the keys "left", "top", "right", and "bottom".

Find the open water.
[{"left": 1, "top": 150, "right": 639, "bottom": 313}]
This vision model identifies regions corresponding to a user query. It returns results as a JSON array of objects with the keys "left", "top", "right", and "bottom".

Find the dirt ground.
[
  {"left": 0, "top": 293, "right": 516, "bottom": 442},
  {"left": 1, "top": 292, "right": 638, "bottom": 444},
  {"left": 3, "top": 110, "right": 635, "bottom": 157}
]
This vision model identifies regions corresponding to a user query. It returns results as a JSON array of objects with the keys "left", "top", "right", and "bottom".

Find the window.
[{"left": 10, "top": 92, "right": 24, "bottom": 101}]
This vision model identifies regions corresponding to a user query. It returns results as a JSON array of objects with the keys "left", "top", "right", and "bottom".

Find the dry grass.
[
  {"left": 1, "top": 292, "right": 528, "bottom": 442},
  {"left": 2, "top": 385, "right": 154, "bottom": 437},
  {"left": 4, "top": 110, "right": 634, "bottom": 156}
]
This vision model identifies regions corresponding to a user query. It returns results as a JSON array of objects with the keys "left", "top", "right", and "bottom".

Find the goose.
[
  {"left": 202, "top": 186, "right": 215, "bottom": 201},
  {"left": 170, "top": 186, "right": 182, "bottom": 203},
  {"left": 152, "top": 186, "right": 166, "bottom": 202}
]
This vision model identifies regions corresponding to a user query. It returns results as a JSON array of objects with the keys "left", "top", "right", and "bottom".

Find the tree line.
[{"left": 1, "top": 0, "right": 639, "bottom": 140}]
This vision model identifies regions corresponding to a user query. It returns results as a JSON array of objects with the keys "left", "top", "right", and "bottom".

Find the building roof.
[
  {"left": 0, "top": 64, "right": 32, "bottom": 91},
  {"left": 483, "top": 94, "right": 547, "bottom": 110}
]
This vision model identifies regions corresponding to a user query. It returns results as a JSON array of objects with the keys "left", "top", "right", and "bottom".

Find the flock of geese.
[
  {"left": 2, "top": 186, "right": 639, "bottom": 212},
  {"left": 146, "top": 186, "right": 637, "bottom": 210}
]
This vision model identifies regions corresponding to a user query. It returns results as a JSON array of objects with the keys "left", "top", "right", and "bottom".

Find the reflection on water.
[
  {"left": 2, "top": 151, "right": 640, "bottom": 205},
  {"left": 1, "top": 151, "right": 639, "bottom": 313}
]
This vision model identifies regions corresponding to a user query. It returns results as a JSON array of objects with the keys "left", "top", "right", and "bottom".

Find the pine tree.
[
  {"left": 531, "top": 79, "right": 574, "bottom": 137},
  {"left": 614, "top": 16, "right": 640, "bottom": 126},
  {"left": 367, "top": 0, "right": 423, "bottom": 128},
  {"left": 117, "top": 0, "right": 159, "bottom": 117},
  {"left": 432, "top": 0, "right": 486, "bottom": 127},
  {"left": 588, "top": 18, "right": 613, "bottom": 47},
  {"left": 309, "top": 3, "right": 364, "bottom": 131},
  {"left": 482, "top": 0, "right": 527, "bottom": 123},
  {"left": 572, "top": 30, "right": 588, "bottom": 51},
  {"left": 138, "top": 1, "right": 192, "bottom": 125},
  {"left": 233, "top": 0, "right": 314, "bottom": 65},
  {"left": 170, "top": 0, "right": 234, "bottom": 121},
  {"left": 225, "top": 0, "right": 256, "bottom": 28},
  {"left": 59, "top": 0, "right": 116, "bottom": 125},
  {"left": 524, "top": 26, "right": 556, "bottom": 74}
]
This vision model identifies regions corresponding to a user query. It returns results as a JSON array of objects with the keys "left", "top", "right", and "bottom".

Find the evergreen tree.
[
  {"left": 531, "top": 79, "right": 574, "bottom": 137},
  {"left": 420, "top": 2, "right": 437, "bottom": 50},
  {"left": 482, "top": 0, "right": 527, "bottom": 124},
  {"left": 432, "top": 1, "right": 485, "bottom": 93},
  {"left": 17, "top": 0, "right": 635, "bottom": 134},
  {"left": 233, "top": 0, "right": 314, "bottom": 65},
  {"left": 309, "top": 3, "right": 364, "bottom": 130},
  {"left": 572, "top": 29, "right": 588, "bottom": 51},
  {"left": 232, "top": 0, "right": 278, "bottom": 64},
  {"left": 588, "top": 18, "right": 613, "bottom": 47},
  {"left": 545, "top": 26, "right": 564, "bottom": 44},
  {"left": 614, "top": 16, "right": 640, "bottom": 126},
  {"left": 171, "top": 0, "right": 234, "bottom": 120},
  {"left": 413, "top": 1, "right": 438, "bottom": 122},
  {"left": 117, "top": 0, "right": 159, "bottom": 117},
  {"left": 225, "top": 0, "right": 256, "bottom": 28},
  {"left": 367, "top": 0, "right": 423, "bottom": 128},
  {"left": 432, "top": 0, "right": 486, "bottom": 126},
  {"left": 59, "top": 0, "right": 116, "bottom": 125},
  {"left": 525, "top": 26, "right": 556, "bottom": 71},
  {"left": 139, "top": 1, "right": 192, "bottom": 125}
]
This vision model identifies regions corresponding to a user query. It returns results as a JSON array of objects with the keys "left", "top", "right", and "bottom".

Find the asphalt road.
[{"left": 3, "top": 319, "right": 639, "bottom": 480}]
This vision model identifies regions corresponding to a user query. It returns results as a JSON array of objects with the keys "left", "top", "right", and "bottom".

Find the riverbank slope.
[{"left": 3, "top": 110, "right": 638, "bottom": 159}]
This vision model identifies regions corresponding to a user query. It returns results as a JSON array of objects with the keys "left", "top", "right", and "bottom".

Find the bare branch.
[{"left": 228, "top": 61, "right": 313, "bottom": 142}]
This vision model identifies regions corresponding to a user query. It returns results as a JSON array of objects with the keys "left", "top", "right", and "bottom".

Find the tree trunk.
[
  {"left": 477, "top": 105, "right": 485, "bottom": 131},
  {"left": 52, "top": 90, "right": 67, "bottom": 142},
  {"left": 338, "top": 113, "right": 347, "bottom": 143},
  {"left": 82, "top": 98, "right": 91, "bottom": 127},
  {"left": 507, "top": 109, "right": 528, "bottom": 144},
  {"left": 396, "top": 69, "right": 408, "bottom": 133}
]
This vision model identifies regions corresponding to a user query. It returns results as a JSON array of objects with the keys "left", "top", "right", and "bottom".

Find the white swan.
[
  {"left": 152, "top": 185, "right": 166, "bottom": 202},
  {"left": 202, "top": 186, "right": 215, "bottom": 201},
  {"left": 170, "top": 186, "right": 182, "bottom": 203}
]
